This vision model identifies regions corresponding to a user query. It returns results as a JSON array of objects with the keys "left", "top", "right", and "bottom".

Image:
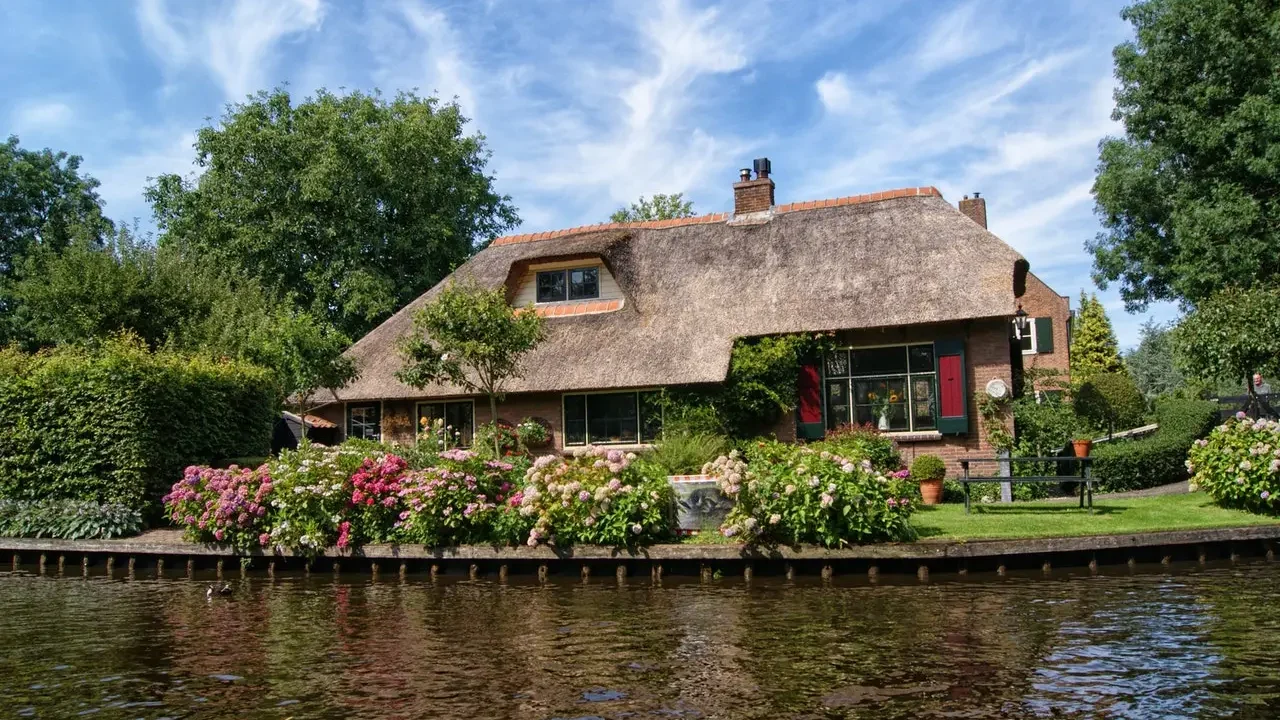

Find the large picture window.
[
  {"left": 563, "top": 391, "right": 662, "bottom": 445},
  {"left": 824, "top": 344, "right": 937, "bottom": 432},
  {"left": 536, "top": 267, "right": 599, "bottom": 303},
  {"left": 346, "top": 403, "right": 382, "bottom": 441},
  {"left": 416, "top": 401, "right": 475, "bottom": 448}
]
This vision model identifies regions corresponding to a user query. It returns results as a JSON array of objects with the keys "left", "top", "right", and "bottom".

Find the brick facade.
[
  {"left": 1018, "top": 271, "right": 1071, "bottom": 388},
  {"left": 732, "top": 177, "right": 774, "bottom": 214}
]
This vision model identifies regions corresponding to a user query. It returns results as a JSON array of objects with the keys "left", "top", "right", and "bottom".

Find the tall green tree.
[
  {"left": 147, "top": 87, "right": 518, "bottom": 339},
  {"left": 1173, "top": 286, "right": 1280, "bottom": 410},
  {"left": 397, "top": 278, "right": 545, "bottom": 456},
  {"left": 1124, "top": 319, "right": 1185, "bottom": 399},
  {"left": 609, "top": 193, "right": 695, "bottom": 223},
  {"left": 1089, "top": 0, "right": 1280, "bottom": 311},
  {"left": 1070, "top": 292, "right": 1125, "bottom": 381}
]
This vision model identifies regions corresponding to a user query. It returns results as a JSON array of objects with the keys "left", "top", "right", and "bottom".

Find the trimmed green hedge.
[
  {"left": 0, "top": 338, "right": 277, "bottom": 511},
  {"left": 1091, "top": 398, "right": 1219, "bottom": 492}
]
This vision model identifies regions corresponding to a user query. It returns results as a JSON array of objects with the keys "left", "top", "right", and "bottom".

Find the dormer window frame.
[{"left": 535, "top": 266, "right": 600, "bottom": 304}]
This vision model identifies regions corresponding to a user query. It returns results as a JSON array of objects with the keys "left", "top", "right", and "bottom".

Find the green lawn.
[{"left": 912, "top": 492, "right": 1280, "bottom": 541}]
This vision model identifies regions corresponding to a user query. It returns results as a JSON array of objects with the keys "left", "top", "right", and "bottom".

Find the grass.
[{"left": 912, "top": 492, "right": 1280, "bottom": 541}]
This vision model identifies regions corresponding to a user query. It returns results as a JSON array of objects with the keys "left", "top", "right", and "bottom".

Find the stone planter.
[
  {"left": 669, "top": 475, "right": 734, "bottom": 535},
  {"left": 919, "top": 478, "right": 944, "bottom": 505}
]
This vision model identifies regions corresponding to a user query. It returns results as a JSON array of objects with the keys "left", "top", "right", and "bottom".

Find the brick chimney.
[
  {"left": 733, "top": 158, "right": 775, "bottom": 215},
  {"left": 959, "top": 192, "right": 987, "bottom": 228}
]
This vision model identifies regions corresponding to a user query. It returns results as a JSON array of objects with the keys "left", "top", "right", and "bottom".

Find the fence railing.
[{"left": 1216, "top": 393, "right": 1279, "bottom": 421}]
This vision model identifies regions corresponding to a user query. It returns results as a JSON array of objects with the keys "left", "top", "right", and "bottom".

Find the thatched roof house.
[{"left": 313, "top": 160, "right": 1069, "bottom": 471}]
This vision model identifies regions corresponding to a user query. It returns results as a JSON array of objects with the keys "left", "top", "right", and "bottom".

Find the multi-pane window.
[
  {"left": 563, "top": 391, "right": 663, "bottom": 445},
  {"left": 824, "top": 345, "right": 938, "bottom": 432},
  {"left": 1018, "top": 322, "right": 1037, "bottom": 354},
  {"left": 536, "top": 267, "right": 600, "bottom": 303},
  {"left": 416, "top": 401, "right": 475, "bottom": 448},
  {"left": 346, "top": 403, "right": 382, "bottom": 441}
]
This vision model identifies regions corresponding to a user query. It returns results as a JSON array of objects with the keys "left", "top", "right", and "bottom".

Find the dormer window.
[{"left": 536, "top": 267, "right": 599, "bottom": 303}]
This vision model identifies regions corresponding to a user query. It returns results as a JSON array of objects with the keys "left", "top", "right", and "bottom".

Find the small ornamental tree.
[
  {"left": 397, "top": 278, "right": 545, "bottom": 455},
  {"left": 609, "top": 193, "right": 695, "bottom": 223},
  {"left": 1173, "top": 286, "right": 1280, "bottom": 415},
  {"left": 248, "top": 312, "right": 358, "bottom": 435},
  {"left": 1070, "top": 292, "right": 1125, "bottom": 382}
]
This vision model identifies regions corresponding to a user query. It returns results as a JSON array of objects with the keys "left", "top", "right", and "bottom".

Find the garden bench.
[{"left": 957, "top": 457, "right": 1093, "bottom": 514}]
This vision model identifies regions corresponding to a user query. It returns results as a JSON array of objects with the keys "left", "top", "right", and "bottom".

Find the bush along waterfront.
[{"left": 1188, "top": 413, "right": 1280, "bottom": 515}]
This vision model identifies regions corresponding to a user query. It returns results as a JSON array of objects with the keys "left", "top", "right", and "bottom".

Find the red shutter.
[
  {"left": 939, "top": 354, "right": 963, "bottom": 417},
  {"left": 798, "top": 364, "right": 822, "bottom": 423}
]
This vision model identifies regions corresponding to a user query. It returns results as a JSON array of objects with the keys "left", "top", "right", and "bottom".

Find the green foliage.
[
  {"left": 1090, "top": 0, "right": 1280, "bottom": 310},
  {"left": 1188, "top": 415, "right": 1280, "bottom": 514},
  {"left": 0, "top": 336, "right": 276, "bottom": 511},
  {"left": 975, "top": 391, "right": 1014, "bottom": 451},
  {"left": 1070, "top": 292, "right": 1124, "bottom": 381},
  {"left": 0, "top": 135, "right": 112, "bottom": 280},
  {"left": 1074, "top": 372, "right": 1147, "bottom": 434},
  {"left": 0, "top": 499, "right": 143, "bottom": 540},
  {"left": 472, "top": 422, "right": 519, "bottom": 459},
  {"left": 813, "top": 424, "right": 902, "bottom": 473},
  {"left": 1173, "top": 286, "right": 1280, "bottom": 388},
  {"left": 910, "top": 455, "right": 946, "bottom": 482},
  {"left": 646, "top": 432, "right": 729, "bottom": 475},
  {"left": 147, "top": 87, "right": 518, "bottom": 339},
  {"left": 1091, "top": 398, "right": 1220, "bottom": 492},
  {"left": 707, "top": 444, "right": 916, "bottom": 547},
  {"left": 1125, "top": 319, "right": 1186, "bottom": 399},
  {"left": 398, "top": 278, "right": 545, "bottom": 455},
  {"left": 262, "top": 441, "right": 371, "bottom": 554},
  {"left": 609, "top": 193, "right": 695, "bottom": 223}
]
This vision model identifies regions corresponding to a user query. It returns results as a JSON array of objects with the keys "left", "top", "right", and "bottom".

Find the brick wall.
[
  {"left": 1019, "top": 272, "right": 1071, "bottom": 387},
  {"left": 733, "top": 177, "right": 774, "bottom": 214}
]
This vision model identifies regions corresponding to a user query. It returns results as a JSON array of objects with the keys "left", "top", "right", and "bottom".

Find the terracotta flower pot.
[
  {"left": 919, "top": 478, "right": 944, "bottom": 505},
  {"left": 1073, "top": 439, "right": 1093, "bottom": 457}
]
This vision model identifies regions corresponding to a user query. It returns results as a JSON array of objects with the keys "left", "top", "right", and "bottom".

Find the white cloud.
[
  {"left": 913, "top": 1, "right": 1011, "bottom": 75},
  {"left": 392, "top": 1, "right": 475, "bottom": 114},
  {"left": 136, "top": 0, "right": 325, "bottom": 101},
  {"left": 10, "top": 99, "right": 74, "bottom": 133},
  {"left": 91, "top": 129, "right": 198, "bottom": 224}
]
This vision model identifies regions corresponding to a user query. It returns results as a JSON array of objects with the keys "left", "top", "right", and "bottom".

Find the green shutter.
[
  {"left": 934, "top": 339, "right": 968, "bottom": 435},
  {"left": 1035, "top": 317, "right": 1054, "bottom": 353}
]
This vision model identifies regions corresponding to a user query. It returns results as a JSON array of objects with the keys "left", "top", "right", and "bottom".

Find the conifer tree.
[{"left": 1070, "top": 292, "right": 1125, "bottom": 381}]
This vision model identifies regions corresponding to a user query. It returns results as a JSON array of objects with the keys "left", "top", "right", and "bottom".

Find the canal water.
[{"left": 2, "top": 563, "right": 1280, "bottom": 719}]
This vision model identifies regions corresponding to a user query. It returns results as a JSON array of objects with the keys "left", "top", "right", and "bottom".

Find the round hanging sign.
[{"left": 985, "top": 378, "right": 1008, "bottom": 398}]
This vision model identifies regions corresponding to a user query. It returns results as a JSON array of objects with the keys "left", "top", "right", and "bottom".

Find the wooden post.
[
  {"left": 155, "top": 557, "right": 164, "bottom": 577},
  {"left": 1041, "top": 560, "right": 1051, "bottom": 575},
  {"left": 537, "top": 564, "right": 548, "bottom": 583},
  {"left": 399, "top": 562, "right": 408, "bottom": 581},
  {"left": 215, "top": 558, "right": 224, "bottom": 580},
  {"left": 370, "top": 562, "right": 380, "bottom": 580},
  {"left": 267, "top": 561, "right": 275, "bottom": 579},
  {"left": 700, "top": 564, "right": 712, "bottom": 583},
  {"left": 239, "top": 561, "right": 247, "bottom": 579},
  {"left": 38, "top": 554, "right": 46, "bottom": 575},
  {"left": 1089, "top": 556, "right": 1098, "bottom": 574},
  {"left": 580, "top": 564, "right": 591, "bottom": 582},
  {"left": 1198, "top": 545, "right": 1207, "bottom": 565},
  {"left": 867, "top": 565, "right": 878, "bottom": 581},
  {"left": 105, "top": 556, "right": 115, "bottom": 575},
  {"left": 1161, "top": 554, "right": 1172, "bottom": 566},
  {"left": 127, "top": 556, "right": 136, "bottom": 580},
  {"left": 1127, "top": 556, "right": 1137, "bottom": 569},
  {"left": 957, "top": 560, "right": 968, "bottom": 576},
  {"left": 499, "top": 564, "right": 509, "bottom": 582},
  {"left": 743, "top": 563, "right": 753, "bottom": 582},
  {"left": 785, "top": 563, "right": 795, "bottom": 581},
  {"left": 917, "top": 564, "right": 929, "bottom": 582},
  {"left": 469, "top": 564, "right": 479, "bottom": 581},
  {"left": 615, "top": 564, "right": 627, "bottom": 582},
  {"left": 1266, "top": 541, "right": 1275, "bottom": 562},
  {"left": 57, "top": 555, "right": 66, "bottom": 576},
  {"left": 430, "top": 564, "right": 439, "bottom": 580},
  {"left": 821, "top": 564, "right": 833, "bottom": 581},
  {"left": 304, "top": 561, "right": 312, "bottom": 577},
  {"left": 83, "top": 556, "right": 89, "bottom": 578},
  {"left": 997, "top": 564, "right": 1007, "bottom": 577},
  {"left": 11, "top": 553, "right": 17, "bottom": 571},
  {"left": 186, "top": 558, "right": 194, "bottom": 580},
  {"left": 332, "top": 561, "right": 341, "bottom": 577}
]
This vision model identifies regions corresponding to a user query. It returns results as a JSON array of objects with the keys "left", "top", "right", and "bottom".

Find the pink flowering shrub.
[
  {"left": 1187, "top": 413, "right": 1280, "bottom": 514},
  {"left": 163, "top": 464, "right": 272, "bottom": 550},
  {"left": 396, "top": 449, "right": 523, "bottom": 545},
  {"left": 347, "top": 454, "right": 409, "bottom": 544},
  {"left": 516, "top": 447, "right": 674, "bottom": 547},
  {"left": 705, "top": 440, "right": 915, "bottom": 546},
  {"left": 261, "top": 441, "right": 367, "bottom": 554}
]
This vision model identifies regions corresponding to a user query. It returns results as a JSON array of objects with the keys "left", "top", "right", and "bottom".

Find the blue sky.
[{"left": 0, "top": 0, "right": 1178, "bottom": 348}]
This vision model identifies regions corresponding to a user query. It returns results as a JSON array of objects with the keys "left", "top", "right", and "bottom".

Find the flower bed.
[
  {"left": 703, "top": 441, "right": 916, "bottom": 546},
  {"left": 1187, "top": 413, "right": 1280, "bottom": 514}
]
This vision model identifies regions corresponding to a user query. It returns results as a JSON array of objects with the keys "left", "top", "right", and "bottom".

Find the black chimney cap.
[{"left": 753, "top": 157, "right": 771, "bottom": 179}]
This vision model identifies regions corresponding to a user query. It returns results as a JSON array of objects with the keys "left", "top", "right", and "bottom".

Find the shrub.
[
  {"left": 396, "top": 450, "right": 521, "bottom": 546},
  {"left": 910, "top": 455, "right": 946, "bottom": 482},
  {"left": 163, "top": 464, "right": 272, "bottom": 549},
  {"left": 814, "top": 423, "right": 901, "bottom": 472},
  {"left": 262, "top": 441, "right": 366, "bottom": 555},
  {"left": 1074, "top": 372, "right": 1147, "bottom": 434},
  {"left": 646, "top": 433, "right": 730, "bottom": 475},
  {"left": 1187, "top": 414, "right": 1280, "bottom": 514},
  {"left": 0, "top": 499, "right": 144, "bottom": 540},
  {"left": 515, "top": 418, "right": 550, "bottom": 447},
  {"left": 516, "top": 448, "right": 674, "bottom": 547},
  {"left": 706, "top": 443, "right": 915, "bottom": 547},
  {"left": 1011, "top": 394, "right": 1076, "bottom": 479},
  {"left": 0, "top": 337, "right": 276, "bottom": 511},
  {"left": 1091, "top": 398, "right": 1220, "bottom": 492},
  {"left": 473, "top": 422, "right": 519, "bottom": 458}
]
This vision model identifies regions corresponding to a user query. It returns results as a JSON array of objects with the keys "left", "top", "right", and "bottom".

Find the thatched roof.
[{"left": 323, "top": 188, "right": 1027, "bottom": 402}]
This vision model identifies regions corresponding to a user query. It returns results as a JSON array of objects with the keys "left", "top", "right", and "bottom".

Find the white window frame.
[
  {"left": 1018, "top": 321, "right": 1039, "bottom": 355},
  {"left": 345, "top": 401, "right": 384, "bottom": 442},
  {"left": 415, "top": 400, "right": 476, "bottom": 448}
]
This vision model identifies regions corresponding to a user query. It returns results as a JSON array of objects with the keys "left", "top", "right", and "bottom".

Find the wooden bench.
[{"left": 957, "top": 457, "right": 1093, "bottom": 514}]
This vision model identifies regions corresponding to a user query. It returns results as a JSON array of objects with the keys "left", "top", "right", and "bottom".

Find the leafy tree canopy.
[
  {"left": 1070, "top": 292, "right": 1125, "bottom": 381},
  {"left": 147, "top": 87, "right": 518, "bottom": 339},
  {"left": 397, "top": 278, "right": 545, "bottom": 455},
  {"left": 1089, "top": 0, "right": 1280, "bottom": 310},
  {"left": 0, "top": 135, "right": 112, "bottom": 279},
  {"left": 1125, "top": 319, "right": 1185, "bottom": 399},
  {"left": 609, "top": 193, "right": 695, "bottom": 223},
  {"left": 1173, "top": 286, "right": 1280, "bottom": 392}
]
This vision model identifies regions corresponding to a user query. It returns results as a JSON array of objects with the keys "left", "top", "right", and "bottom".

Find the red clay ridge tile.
[{"left": 489, "top": 187, "right": 941, "bottom": 246}]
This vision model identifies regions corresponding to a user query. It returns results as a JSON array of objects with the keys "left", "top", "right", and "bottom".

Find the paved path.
[{"left": 1039, "top": 479, "right": 1189, "bottom": 502}]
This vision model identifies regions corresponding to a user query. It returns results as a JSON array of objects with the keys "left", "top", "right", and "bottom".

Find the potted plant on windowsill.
[
  {"left": 911, "top": 454, "right": 947, "bottom": 506},
  {"left": 1072, "top": 432, "right": 1094, "bottom": 458},
  {"left": 869, "top": 390, "right": 892, "bottom": 431},
  {"left": 516, "top": 417, "right": 552, "bottom": 450}
]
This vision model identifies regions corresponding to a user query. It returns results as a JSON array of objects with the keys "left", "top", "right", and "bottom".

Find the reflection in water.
[{"left": 2, "top": 565, "right": 1280, "bottom": 718}]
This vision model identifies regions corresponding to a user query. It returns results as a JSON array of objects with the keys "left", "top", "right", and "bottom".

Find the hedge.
[
  {"left": 0, "top": 338, "right": 277, "bottom": 511},
  {"left": 1091, "top": 398, "right": 1219, "bottom": 492}
]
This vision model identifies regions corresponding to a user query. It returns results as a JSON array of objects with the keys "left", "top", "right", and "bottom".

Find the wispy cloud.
[{"left": 10, "top": 99, "right": 74, "bottom": 134}]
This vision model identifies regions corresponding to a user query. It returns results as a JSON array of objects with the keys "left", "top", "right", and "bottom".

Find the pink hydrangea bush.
[
  {"left": 705, "top": 440, "right": 916, "bottom": 546},
  {"left": 1188, "top": 413, "right": 1280, "bottom": 514},
  {"left": 258, "top": 441, "right": 368, "bottom": 554},
  {"left": 163, "top": 464, "right": 272, "bottom": 549},
  {"left": 395, "top": 449, "right": 521, "bottom": 546},
  {"left": 516, "top": 447, "right": 673, "bottom": 547}
]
